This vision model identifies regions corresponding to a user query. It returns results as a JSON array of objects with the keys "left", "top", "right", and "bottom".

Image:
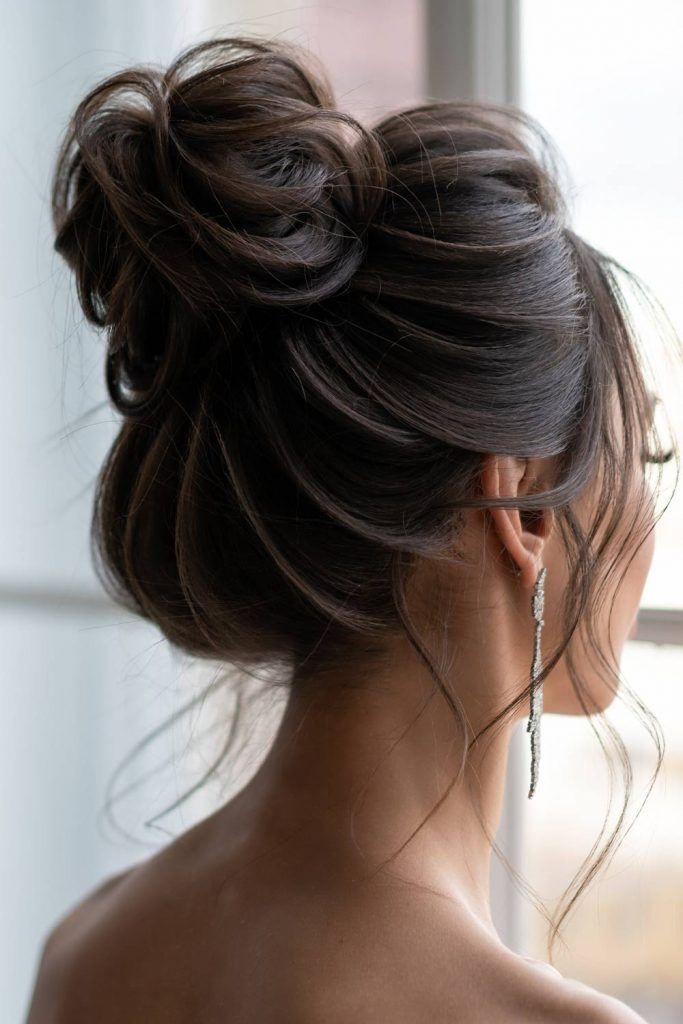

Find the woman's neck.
[{"left": 243, "top": 622, "right": 524, "bottom": 942}]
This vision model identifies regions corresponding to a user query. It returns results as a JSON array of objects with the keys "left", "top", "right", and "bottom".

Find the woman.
[{"left": 27, "top": 34, "right": 674, "bottom": 1024}]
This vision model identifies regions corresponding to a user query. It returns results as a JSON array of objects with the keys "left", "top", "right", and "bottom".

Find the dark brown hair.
[{"left": 50, "top": 34, "right": 679, "bottom": 959}]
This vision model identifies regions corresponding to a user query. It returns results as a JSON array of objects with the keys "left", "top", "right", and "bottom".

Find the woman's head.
[{"left": 50, "top": 34, "right": 677, "bottom": 952}]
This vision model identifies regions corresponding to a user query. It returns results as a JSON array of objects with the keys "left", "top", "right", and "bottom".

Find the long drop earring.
[{"left": 526, "top": 565, "right": 547, "bottom": 799}]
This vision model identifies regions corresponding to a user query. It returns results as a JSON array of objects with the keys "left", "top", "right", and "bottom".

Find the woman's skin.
[{"left": 26, "top": 403, "right": 655, "bottom": 1023}]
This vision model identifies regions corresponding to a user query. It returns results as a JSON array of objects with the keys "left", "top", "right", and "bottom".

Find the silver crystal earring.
[{"left": 526, "top": 565, "right": 547, "bottom": 799}]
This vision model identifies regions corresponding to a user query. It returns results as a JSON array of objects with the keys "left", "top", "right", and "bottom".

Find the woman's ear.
[{"left": 479, "top": 453, "right": 554, "bottom": 589}]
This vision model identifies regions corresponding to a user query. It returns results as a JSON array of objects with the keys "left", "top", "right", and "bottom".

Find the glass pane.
[
  {"left": 522, "top": 642, "right": 683, "bottom": 1021},
  {"left": 0, "top": 602, "right": 216, "bottom": 1022},
  {"left": 0, "top": 2, "right": 209, "bottom": 590},
  {"left": 520, "top": 0, "right": 683, "bottom": 610}
]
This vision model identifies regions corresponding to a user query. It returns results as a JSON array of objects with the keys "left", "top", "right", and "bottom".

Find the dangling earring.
[{"left": 526, "top": 565, "right": 547, "bottom": 799}]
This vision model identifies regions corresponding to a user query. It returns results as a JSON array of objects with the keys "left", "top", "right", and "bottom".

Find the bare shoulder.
[
  {"left": 25, "top": 814, "right": 222, "bottom": 1023},
  {"left": 25, "top": 865, "right": 136, "bottom": 1023},
  {"left": 558, "top": 984, "right": 649, "bottom": 1024},
  {"left": 545, "top": 979, "right": 649, "bottom": 1024},
  {"left": 25, "top": 803, "right": 241, "bottom": 1022},
  {"left": 491, "top": 950, "right": 649, "bottom": 1024},
  {"left": 238, "top": 883, "right": 649, "bottom": 1024}
]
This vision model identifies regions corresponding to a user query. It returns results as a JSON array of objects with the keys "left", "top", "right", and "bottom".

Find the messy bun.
[
  {"left": 52, "top": 32, "right": 675, "bottom": 958},
  {"left": 52, "top": 36, "right": 385, "bottom": 418}
]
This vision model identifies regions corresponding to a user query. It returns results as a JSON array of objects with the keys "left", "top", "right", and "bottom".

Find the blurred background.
[{"left": 2, "top": 2, "right": 681, "bottom": 1021}]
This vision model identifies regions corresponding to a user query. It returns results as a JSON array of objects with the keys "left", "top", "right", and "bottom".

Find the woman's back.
[{"left": 26, "top": 789, "right": 646, "bottom": 1024}]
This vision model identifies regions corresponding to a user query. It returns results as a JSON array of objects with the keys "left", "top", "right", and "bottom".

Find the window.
[{"left": 518, "top": 3, "right": 683, "bottom": 1019}]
